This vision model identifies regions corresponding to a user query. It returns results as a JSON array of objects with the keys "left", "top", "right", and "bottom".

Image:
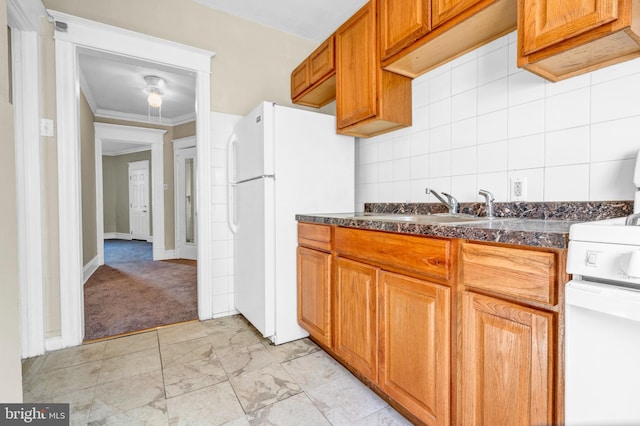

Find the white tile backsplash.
[
  {"left": 508, "top": 134, "right": 545, "bottom": 170},
  {"left": 591, "top": 116, "right": 640, "bottom": 162},
  {"left": 355, "top": 31, "right": 640, "bottom": 207},
  {"left": 478, "top": 78, "right": 508, "bottom": 114},
  {"left": 545, "top": 87, "right": 590, "bottom": 132},
  {"left": 545, "top": 126, "right": 590, "bottom": 167}
]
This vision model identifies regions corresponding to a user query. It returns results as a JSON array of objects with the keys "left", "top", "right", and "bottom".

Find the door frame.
[
  {"left": 173, "top": 136, "right": 198, "bottom": 259},
  {"left": 51, "top": 10, "right": 215, "bottom": 348},
  {"left": 95, "top": 123, "right": 165, "bottom": 264},
  {"left": 8, "top": 0, "right": 47, "bottom": 358}
]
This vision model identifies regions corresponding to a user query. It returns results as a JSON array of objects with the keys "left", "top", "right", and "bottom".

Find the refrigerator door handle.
[
  {"left": 227, "top": 182, "right": 238, "bottom": 234},
  {"left": 227, "top": 133, "right": 239, "bottom": 234}
]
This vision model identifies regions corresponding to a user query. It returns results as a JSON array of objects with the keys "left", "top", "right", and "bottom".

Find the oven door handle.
[{"left": 566, "top": 280, "right": 640, "bottom": 322}]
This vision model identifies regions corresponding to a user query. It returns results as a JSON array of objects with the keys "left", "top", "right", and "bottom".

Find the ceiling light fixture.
[{"left": 144, "top": 75, "right": 166, "bottom": 121}]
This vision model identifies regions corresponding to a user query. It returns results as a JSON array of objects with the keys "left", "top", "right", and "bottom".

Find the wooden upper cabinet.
[
  {"left": 461, "top": 292, "right": 555, "bottom": 425},
  {"left": 379, "top": 0, "right": 431, "bottom": 60},
  {"left": 520, "top": 0, "right": 619, "bottom": 55},
  {"left": 291, "top": 35, "right": 336, "bottom": 108},
  {"left": 309, "top": 36, "right": 335, "bottom": 82},
  {"left": 432, "top": 0, "right": 480, "bottom": 28},
  {"left": 382, "top": 0, "right": 517, "bottom": 78},
  {"left": 336, "top": 4, "right": 377, "bottom": 128},
  {"left": 518, "top": 0, "right": 640, "bottom": 81},
  {"left": 336, "top": 0, "right": 412, "bottom": 138},
  {"left": 291, "top": 61, "right": 310, "bottom": 99}
]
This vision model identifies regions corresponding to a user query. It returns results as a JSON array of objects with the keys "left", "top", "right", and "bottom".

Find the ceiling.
[
  {"left": 81, "top": 1, "right": 367, "bottom": 154},
  {"left": 193, "top": 0, "right": 368, "bottom": 43}
]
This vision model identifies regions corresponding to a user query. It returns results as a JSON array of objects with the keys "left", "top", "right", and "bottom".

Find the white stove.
[{"left": 565, "top": 214, "right": 640, "bottom": 425}]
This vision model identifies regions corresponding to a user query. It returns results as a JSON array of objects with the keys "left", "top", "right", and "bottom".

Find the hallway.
[
  {"left": 84, "top": 240, "right": 197, "bottom": 341},
  {"left": 22, "top": 316, "right": 410, "bottom": 425}
]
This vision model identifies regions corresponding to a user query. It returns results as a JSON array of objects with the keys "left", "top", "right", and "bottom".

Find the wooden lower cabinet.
[
  {"left": 298, "top": 224, "right": 565, "bottom": 425},
  {"left": 333, "top": 257, "right": 379, "bottom": 382},
  {"left": 297, "top": 246, "right": 332, "bottom": 348},
  {"left": 460, "top": 291, "right": 555, "bottom": 426},
  {"left": 378, "top": 271, "right": 451, "bottom": 425}
]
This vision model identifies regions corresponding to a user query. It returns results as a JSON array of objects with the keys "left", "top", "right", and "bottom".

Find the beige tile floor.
[{"left": 22, "top": 315, "right": 413, "bottom": 425}]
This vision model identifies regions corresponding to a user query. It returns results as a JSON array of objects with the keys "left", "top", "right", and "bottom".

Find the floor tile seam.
[
  {"left": 95, "top": 361, "right": 162, "bottom": 387},
  {"left": 162, "top": 378, "right": 233, "bottom": 405},
  {"left": 35, "top": 356, "right": 104, "bottom": 381},
  {"left": 39, "top": 374, "right": 101, "bottom": 401},
  {"left": 222, "top": 358, "right": 281, "bottom": 380},
  {"left": 21, "top": 357, "right": 46, "bottom": 379},
  {"left": 239, "top": 388, "right": 306, "bottom": 417},
  {"left": 300, "top": 390, "right": 335, "bottom": 426}
]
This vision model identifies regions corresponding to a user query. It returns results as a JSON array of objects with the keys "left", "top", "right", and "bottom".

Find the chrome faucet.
[
  {"left": 426, "top": 188, "right": 459, "bottom": 214},
  {"left": 478, "top": 189, "right": 495, "bottom": 219}
]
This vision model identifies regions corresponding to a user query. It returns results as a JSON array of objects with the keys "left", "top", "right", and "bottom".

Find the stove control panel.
[
  {"left": 620, "top": 250, "right": 640, "bottom": 278},
  {"left": 567, "top": 241, "right": 640, "bottom": 285}
]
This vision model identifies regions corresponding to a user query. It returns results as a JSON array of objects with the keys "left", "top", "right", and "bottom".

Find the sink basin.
[{"left": 360, "top": 213, "right": 491, "bottom": 224}]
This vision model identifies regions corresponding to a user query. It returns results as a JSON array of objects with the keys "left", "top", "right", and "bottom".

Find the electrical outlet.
[{"left": 510, "top": 177, "right": 527, "bottom": 201}]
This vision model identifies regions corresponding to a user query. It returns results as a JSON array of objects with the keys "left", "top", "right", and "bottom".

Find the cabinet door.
[
  {"left": 297, "top": 247, "right": 332, "bottom": 348},
  {"left": 336, "top": 2, "right": 377, "bottom": 129},
  {"left": 461, "top": 292, "right": 554, "bottom": 426},
  {"left": 333, "top": 257, "right": 378, "bottom": 382},
  {"left": 378, "top": 272, "right": 450, "bottom": 425},
  {"left": 379, "top": 0, "right": 430, "bottom": 60},
  {"left": 309, "top": 35, "right": 335, "bottom": 83},
  {"left": 520, "top": 0, "right": 619, "bottom": 55},
  {"left": 432, "top": 0, "right": 479, "bottom": 28},
  {"left": 291, "top": 60, "right": 309, "bottom": 100}
]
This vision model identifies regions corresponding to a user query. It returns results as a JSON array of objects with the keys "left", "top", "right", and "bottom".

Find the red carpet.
[{"left": 84, "top": 240, "right": 197, "bottom": 341}]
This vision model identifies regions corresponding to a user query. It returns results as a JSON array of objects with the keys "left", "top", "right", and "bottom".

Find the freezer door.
[
  {"left": 232, "top": 102, "right": 274, "bottom": 182},
  {"left": 233, "top": 177, "right": 275, "bottom": 337}
]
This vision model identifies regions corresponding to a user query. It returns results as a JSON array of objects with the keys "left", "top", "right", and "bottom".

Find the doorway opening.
[{"left": 52, "top": 10, "right": 215, "bottom": 348}]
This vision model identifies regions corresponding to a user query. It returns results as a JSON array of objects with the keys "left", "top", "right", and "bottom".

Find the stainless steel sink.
[{"left": 359, "top": 213, "right": 492, "bottom": 224}]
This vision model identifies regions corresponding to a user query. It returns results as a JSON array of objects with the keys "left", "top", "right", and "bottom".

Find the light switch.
[{"left": 40, "top": 119, "right": 55, "bottom": 137}]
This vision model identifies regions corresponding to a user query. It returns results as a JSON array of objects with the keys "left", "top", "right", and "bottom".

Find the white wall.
[
  {"left": 356, "top": 31, "right": 640, "bottom": 211},
  {"left": 210, "top": 111, "right": 241, "bottom": 317}
]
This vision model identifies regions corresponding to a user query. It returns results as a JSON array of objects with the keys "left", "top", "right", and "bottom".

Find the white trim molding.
[
  {"left": 83, "top": 256, "right": 100, "bottom": 285},
  {"left": 52, "top": 10, "right": 215, "bottom": 348},
  {"left": 7, "top": 0, "right": 46, "bottom": 31},
  {"left": 173, "top": 136, "right": 197, "bottom": 260},
  {"left": 95, "top": 123, "right": 166, "bottom": 265},
  {"left": 11, "top": 26, "right": 46, "bottom": 358}
]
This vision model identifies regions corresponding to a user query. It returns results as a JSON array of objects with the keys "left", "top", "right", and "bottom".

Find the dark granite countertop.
[{"left": 296, "top": 201, "right": 633, "bottom": 249}]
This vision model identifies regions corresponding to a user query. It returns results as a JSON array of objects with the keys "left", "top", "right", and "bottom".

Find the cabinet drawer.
[
  {"left": 335, "top": 227, "right": 451, "bottom": 281},
  {"left": 461, "top": 243, "right": 556, "bottom": 305},
  {"left": 298, "top": 222, "right": 332, "bottom": 251}
]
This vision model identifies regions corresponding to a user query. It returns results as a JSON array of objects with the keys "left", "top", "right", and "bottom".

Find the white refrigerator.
[{"left": 227, "top": 101, "right": 354, "bottom": 344}]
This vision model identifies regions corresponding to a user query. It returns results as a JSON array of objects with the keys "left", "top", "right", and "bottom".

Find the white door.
[
  {"left": 129, "top": 160, "right": 150, "bottom": 240},
  {"left": 175, "top": 147, "right": 197, "bottom": 260}
]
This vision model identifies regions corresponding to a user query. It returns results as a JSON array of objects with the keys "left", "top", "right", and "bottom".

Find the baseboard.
[
  {"left": 104, "top": 232, "right": 132, "bottom": 240},
  {"left": 83, "top": 255, "right": 100, "bottom": 284},
  {"left": 45, "top": 336, "right": 64, "bottom": 352},
  {"left": 153, "top": 249, "right": 176, "bottom": 260},
  {"left": 146, "top": 236, "right": 153, "bottom": 243}
]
